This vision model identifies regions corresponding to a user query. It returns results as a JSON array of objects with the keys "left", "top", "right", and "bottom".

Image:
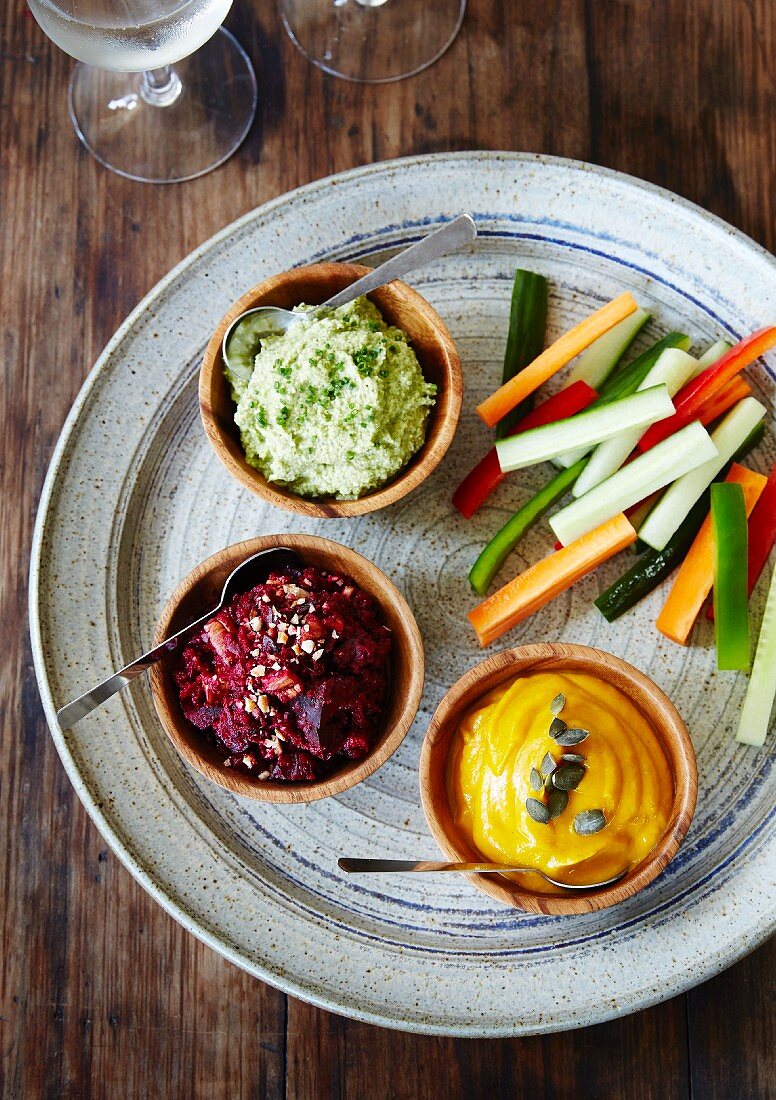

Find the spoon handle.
[
  {"left": 321, "top": 214, "right": 477, "bottom": 310},
  {"left": 339, "top": 858, "right": 534, "bottom": 874},
  {"left": 56, "top": 609, "right": 213, "bottom": 729},
  {"left": 338, "top": 858, "right": 628, "bottom": 890}
]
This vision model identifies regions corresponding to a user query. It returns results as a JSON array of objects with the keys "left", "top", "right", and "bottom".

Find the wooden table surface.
[{"left": 2, "top": 0, "right": 774, "bottom": 1096}]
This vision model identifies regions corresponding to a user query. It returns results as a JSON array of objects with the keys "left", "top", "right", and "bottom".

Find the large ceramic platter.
[{"left": 30, "top": 153, "right": 776, "bottom": 1036}]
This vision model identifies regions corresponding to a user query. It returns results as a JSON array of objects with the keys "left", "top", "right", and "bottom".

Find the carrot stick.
[
  {"left": 476, "top": 293, "right": 639, "bottom": 429},
  {"left": 656, "top": 464, "right": 767, "bottom": 645},
  {"left": 467, "top": 513, "right": 637, "bottom": 646},
  {"left": 697, "top": 376, "right": 753, "bottom": 427}
]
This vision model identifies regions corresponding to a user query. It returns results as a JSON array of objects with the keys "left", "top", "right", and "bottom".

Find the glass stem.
[{"left": 140, "top": 65, "right": 183, "bottom": 108}]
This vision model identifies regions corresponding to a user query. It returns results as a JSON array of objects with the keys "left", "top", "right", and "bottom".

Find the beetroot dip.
[{"left": 173, "top": 564, "right": 392, "bottom": 782}]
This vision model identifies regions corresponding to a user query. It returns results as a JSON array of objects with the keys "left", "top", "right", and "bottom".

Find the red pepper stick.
[
  {"left": 637, "top": 327, "right": 776, "bottom": 453},
  {"left": 697, "top": 376, "right": 753, "bottom": 426},
  {"left": 452, "top": 381, "right": 597, "bottom": 519},
  {"left": 708, "top": 462, "right": 776, "bottom": 618}
]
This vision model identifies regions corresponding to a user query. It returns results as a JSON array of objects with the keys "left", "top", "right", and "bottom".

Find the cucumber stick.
[
  {"left": 571, "top": 348, "right": 697, "bottom": 498},
  {"left": 565, "top": 308, "right": 650, "bottom": 390},
  {"left": 496, "top": 270, "right": 549, "bottom": 438},
  {"left": 736, "top": 565, "right": 776, "bottom": 745},
  {"left": 639, "top": 397, "right": 767, "bottom": 551},
  {"left": 549, "top": 421, "right": 717, "bottom": 546},
  {"left": 495, "top": 385, "right": 674, "bottom": 473},
  {"left": 554, "top": 332, "right": 692, "bottom": 468},
  {"left": 594, "top": 423, "right": 766, "bottom": 623},
  {"left": 693, "top": 338, "right": 733, "bottom": 377}
]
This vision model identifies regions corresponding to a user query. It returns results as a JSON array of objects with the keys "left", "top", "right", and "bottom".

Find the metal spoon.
[
  {"left": 221, "top": 213, "right": 477, "bottom": 371},
  {"left": 56, "top": 547, "right": 301, "bottom": 730},
  {"left": 338, "top": 858, "right": 629, "bottom": 891}
]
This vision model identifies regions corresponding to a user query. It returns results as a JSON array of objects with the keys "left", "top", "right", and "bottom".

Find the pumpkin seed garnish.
[
  {"left": 544, "top": 773, "right": 555, "bottom": 791},
  {"left": 529, "top": 767, "right": 542, "bottom": 791},
  {"left": 526, "top": 797, "right": 550, "bottom": 824},
  {"left": 561, "top": 753, "right": 586, "bottom": 763},
  {"left": 549, "top": 717, "right": 567, "bottom": 739},
  {"left": 540, "top": 752, "right": 556, "bottom": 776},
  {"left": 573, "top": 809, "right": 606, "bottom": 835},
  {"left": 547, "top": 788, "right": 569, "bottom": 819},
  {"left": 555, "top": 726, "right": 590, "bottom": 747},
  {"left": 552, "top": 762, "right": 586, "bottom": 790},
  {"left": 550, "top": 692, "right": 566, "bottom": 716}
]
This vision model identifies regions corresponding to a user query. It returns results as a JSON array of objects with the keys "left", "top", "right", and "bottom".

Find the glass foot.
[
  {"left": 68, "top": 27, "right": 258, "bottom": 183},
  {"left": 280, "top": 0, "right": 466, "bottom": 84}
]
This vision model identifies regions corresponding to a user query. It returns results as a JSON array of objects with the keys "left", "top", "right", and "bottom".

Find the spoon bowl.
[
  {"left": 220, "top": 214, "right": 476, "bottom": 372},
  {"left": 56, "top": 547, "right": 300, "bottom": 728}
]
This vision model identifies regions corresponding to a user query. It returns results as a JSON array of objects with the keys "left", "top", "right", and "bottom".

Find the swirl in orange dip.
[{"left": 447, "top": 670, "right": 673, "bottom": 890}]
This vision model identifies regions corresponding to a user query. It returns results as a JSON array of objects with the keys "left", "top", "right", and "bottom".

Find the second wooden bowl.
[
  {"left": 149, "top": 534, "right": 425, "bottom": 803},
  {"left": 419, "top": 644, "right": 697, "bottom": 915},
  {"left": 199, "top": 262, "right": 462, "bottom": 518}
]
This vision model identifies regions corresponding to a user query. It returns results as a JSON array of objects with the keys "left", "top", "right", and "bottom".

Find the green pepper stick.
[{"left": 711, "top": 482, "right": 750, "bottom": 670}]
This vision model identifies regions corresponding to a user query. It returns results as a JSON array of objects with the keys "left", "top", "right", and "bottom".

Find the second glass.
[{"left": 280, "top": 0, "right": 466, "bottom": 83}]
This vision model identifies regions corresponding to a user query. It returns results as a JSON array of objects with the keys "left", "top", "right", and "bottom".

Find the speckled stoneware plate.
[{"left": 31, "top": 153, "right": 775, "bottom": 1036}]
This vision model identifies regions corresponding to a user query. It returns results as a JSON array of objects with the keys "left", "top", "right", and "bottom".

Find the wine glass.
[
  {"left": 27, "top": 0, "right": 257, "bottom": 183},
  {"left": 279, "top": 0, "right": 466, "bottom": 83}
]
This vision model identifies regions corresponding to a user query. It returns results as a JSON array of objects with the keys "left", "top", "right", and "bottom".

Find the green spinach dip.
[{"left": 226, "top": 297, "right": 437, "bottom": 499}]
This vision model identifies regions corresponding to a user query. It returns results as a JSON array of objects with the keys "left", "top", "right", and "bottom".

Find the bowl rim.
[
  {"left": 198, "top": 261, "right": 463, "bottom": 518},
  {"left": 419, "top": 643, "right": 698, "bottom": 915},
  {"left": 149, "top": 533, "right": 425, "bottom": 804}
]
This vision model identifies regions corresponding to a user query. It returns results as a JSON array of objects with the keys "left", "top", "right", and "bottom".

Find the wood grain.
[
  {"left": 2, "top": 0, "right": 773, "bottom": 1095},
  {"left": 199, "top": 263, "right": 462, "bottom": 517}
]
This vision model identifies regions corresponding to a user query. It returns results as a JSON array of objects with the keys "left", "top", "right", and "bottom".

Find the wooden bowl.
[
  {"left": 199, "top": 262, "right": 463, "bottom": 518},
  {"left": 149, "top": 534, "right": 424, "bottom": 803},
  {"left": 419, "top": 644, "right": 697, "bottom": 915}
]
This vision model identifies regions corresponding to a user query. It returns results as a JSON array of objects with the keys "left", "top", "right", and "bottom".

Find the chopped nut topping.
[
  {"left": 300, "top": 639, "right": 315, "bottom": 653},
  {"left": 249, "top": 616, "right": 262, "bottom": 631},
  {"left": 313, "top": 649, "right": 324, "bottom": 661},
  {"left": 290, "top": 614, "right": 300, "bottom": 625},
  {"left": 292, "top": 644, "right": 302, "bottom": 656},
  {"left": 244, "top": 697, "right": 257, "bottom": 713},
  {"left": 257, "top": 695, "right": 270, "bottom": 713},
  {"left": 277, "top": 630, "right": 288, "bottom": 644},
  {"left": 250, "top": 665, "right": 264, "bottom": 677}
]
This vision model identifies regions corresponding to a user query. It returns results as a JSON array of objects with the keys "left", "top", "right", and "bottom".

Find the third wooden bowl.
[
  {"left": 199, "top": 262, "right": 462, "bottom": 518},
  {"left": 419, "top": 643, "right": 697, "bottom": 915},
  {"left": 149, "top": 534, "right": 424, "bottom": 803}
]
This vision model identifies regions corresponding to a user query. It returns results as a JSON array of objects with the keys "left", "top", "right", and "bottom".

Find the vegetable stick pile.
[{"left": 456, "top": 268, "right": 776, "bottom": 745}]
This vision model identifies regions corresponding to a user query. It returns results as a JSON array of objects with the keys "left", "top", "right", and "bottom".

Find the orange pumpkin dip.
[{"left": 447, "top": 670, "right": 673, "bottom": 890}]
